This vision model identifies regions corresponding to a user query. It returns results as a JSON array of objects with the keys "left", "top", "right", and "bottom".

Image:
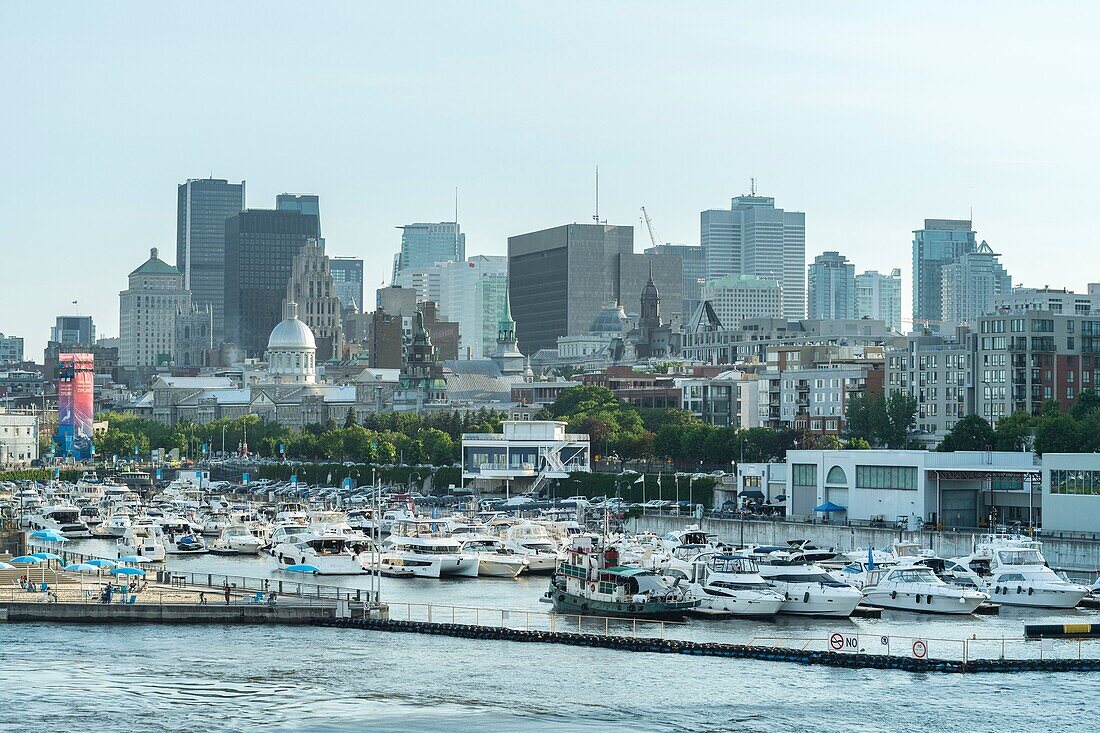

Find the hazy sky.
[{"left": 4, "top": 2, "right": 1100, "bottom": 356}]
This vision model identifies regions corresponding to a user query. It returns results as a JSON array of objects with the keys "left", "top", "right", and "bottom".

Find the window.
[
  {"left": 826, "top": 466, "right": 847, "bottom": 485},
  {"left": 855, "top": 465, "right": 918, "bottom": 490},
  {"left": 792, "top": 464, "right": 817, "bottom": 486},
  {"left": 1051, "top": 470, "right": 1100, "bottom": 495}
]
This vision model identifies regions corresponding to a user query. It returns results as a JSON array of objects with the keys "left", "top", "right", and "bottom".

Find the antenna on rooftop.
[
  {"left": 750, "top": 177, "right": 757, "bottom": 196},
  {"left": 593, "top": 165, "right": 600, "bottom": 224}
]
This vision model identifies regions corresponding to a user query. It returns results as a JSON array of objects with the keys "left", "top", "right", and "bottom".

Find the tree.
[
  {"left": 343, "top": 407, "right": 357, "bottom": 428},
  {"left": 994, "top": 411, "right": 1034, "bottom": 452},
  {"left": 884, "top": 392, "right": 918, "bottom": 448},
  {"left": 1070, "top": 388, "right": 1100, "bottom": 420},
  {"left": 938, "top": 414, "right": 995, "bottom": 452},
  {"left": 1034, "top": 413, "right": 1082, "bottom": 455}
]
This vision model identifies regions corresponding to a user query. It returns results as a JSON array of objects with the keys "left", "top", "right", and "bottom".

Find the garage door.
[{"left": 941, "top": 489, "right": 978, "bottom": 529}]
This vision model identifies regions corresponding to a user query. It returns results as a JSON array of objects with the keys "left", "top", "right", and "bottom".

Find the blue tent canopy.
[{"left": 813, "top": 501, "right": 847, "bottom": 513}]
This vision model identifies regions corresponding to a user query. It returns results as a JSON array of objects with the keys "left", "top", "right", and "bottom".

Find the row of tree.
[{"left": 937, "top": 389, "right": 1100, "bottom": 454}]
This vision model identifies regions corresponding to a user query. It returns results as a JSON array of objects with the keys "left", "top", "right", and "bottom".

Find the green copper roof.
[{"left": 129, "top": 248, "right": 180, "bottom": 277}]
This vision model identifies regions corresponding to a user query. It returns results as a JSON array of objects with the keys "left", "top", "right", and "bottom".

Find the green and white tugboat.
[{"left": 544, "top": 535, "right": 700, "bottom": 619}]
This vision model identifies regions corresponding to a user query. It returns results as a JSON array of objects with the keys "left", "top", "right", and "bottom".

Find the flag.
[{"left": 633, "top": 475, "right": 644, "bottom": 484}]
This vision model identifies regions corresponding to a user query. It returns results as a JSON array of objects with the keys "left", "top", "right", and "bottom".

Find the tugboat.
[{"left": 544, "top": 535, "right": 700, "bottom": 619}]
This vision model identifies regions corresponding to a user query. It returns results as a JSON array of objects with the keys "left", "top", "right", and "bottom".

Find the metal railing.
[{"left": 744, "top": 632, "right": 1100, "bottom": 663}]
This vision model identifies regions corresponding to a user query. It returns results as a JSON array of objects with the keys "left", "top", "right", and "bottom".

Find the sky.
[{"left": 4, "top": 1, "right": 1100, "bottom": 357}]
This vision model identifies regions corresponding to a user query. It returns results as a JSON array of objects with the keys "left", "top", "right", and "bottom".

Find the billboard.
[{"left": 56, "top": 352, "right": 94, "bottom": 460}]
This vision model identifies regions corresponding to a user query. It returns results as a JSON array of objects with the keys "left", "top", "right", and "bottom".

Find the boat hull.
[
  {"left": 548, "top": 590, "right": 698, "bottom": 620},
  {"left": 988, "top": 585, "right": 1087, "bottom": 609},
  {"left": 863, "top": 590, "right": 986, "bottom": 615},
  {"left": 476, "top": 557, "right": 527, "bottom": 578}
]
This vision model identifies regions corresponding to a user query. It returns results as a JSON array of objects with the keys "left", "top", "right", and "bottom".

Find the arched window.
[{"left": 826, "top": 466, "right": 848, "bottom": 485}]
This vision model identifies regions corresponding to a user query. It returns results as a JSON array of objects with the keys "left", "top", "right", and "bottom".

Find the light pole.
[{"left": 221, "top": 425, "right": 228, "bottom": 456}]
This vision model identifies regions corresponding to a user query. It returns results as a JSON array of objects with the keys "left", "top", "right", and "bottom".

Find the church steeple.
[
  {"left": 640, "top": 263, "right": 660, "bottom": 323},
  {"left": 497, "top": 287, "right": 516, "bottom": 344},
  {"left": 492, "top": 286, "right": 525, "bottom": 376}
]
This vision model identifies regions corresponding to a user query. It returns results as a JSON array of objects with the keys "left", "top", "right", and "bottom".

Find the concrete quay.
[
  {"left": 0, "top": 601, "right": 329, "bottom": 624},
  {"left": 630, "top": 514, "right": 1100, "bottom": 574}
]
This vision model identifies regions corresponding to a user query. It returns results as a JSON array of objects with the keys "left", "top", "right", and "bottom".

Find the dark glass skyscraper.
[
  {"left": 176, "top": 178, "right": 246, "bottom": 345},
  {"left": 330, "top": 257, "right": 365, "bottom": 311},
  {"left": 223, "top": 209, "right": 320, "bottom": 357},
  {"left": 276, "top": 194, "right": 321, "bottom": 233}
]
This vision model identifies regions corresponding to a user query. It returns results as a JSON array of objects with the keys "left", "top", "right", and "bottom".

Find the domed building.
[{"left": 265, "top": 301, "right": 317, "bottom": 384}]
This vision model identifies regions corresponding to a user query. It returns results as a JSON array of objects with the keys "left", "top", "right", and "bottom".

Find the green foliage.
[
  {"left": 539, "top": 385, "right": 652, "bottom": 459},
  {"left": 847, "top": 437, "right": 872, "bottom": 450},
  {"left": 1069, "top": 388, "right": 1100, "bottom": 420},
  {"left": 993, "top": 411, "right": 1034, "bottom": 452},
  {"left": 844, "top": 392, "right": 918, "bottom": 448},
  {"left": 938, "top": 414, "right": 996, "bottom": 452}
]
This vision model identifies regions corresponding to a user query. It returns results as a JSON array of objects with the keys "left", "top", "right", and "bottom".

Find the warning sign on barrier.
[
  {"left": 912, "top": 639, "right": 928, "bottom": 659},
  {"left": 829, "top": 631, "right": 859, "bottom": 653}
]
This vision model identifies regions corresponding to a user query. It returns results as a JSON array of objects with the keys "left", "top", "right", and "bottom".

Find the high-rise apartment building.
[
  {"left": 437, "top": 256, "right": 509, "bottom": 359},
  {"left": 507, "top": 224, "right": 682, "bottom": 355},
  {"left": 644, "top": 243, "right": 706, "bottom": 318},
  {"left": 392, "top": 222, "right": 465, "bottom": 277},
  {"left": 51, "top": 316, "right": 95, "bottom": 346},
  {"left": 912, "top": 219, "right": 977, "bottom": 327},
  {"left": 807, "top": 251, "right": 856, "bottom": 321},
  {"left": 330, "top": 257, "right": 364, "bottom": 312},
  {"left": 940, "top": 241, "right": 1012, "bottom": 330},
  {"left": 119, "top": 248, "right": 192, "bottom": 367},
  {"left": 223, "top": 209, "right": 320, "bottom": 357},
  {"left": 283, "top": 239, "right": 344, "bottom": 362},
  {"left": 701, "top": 275, "right": 783, "bottom": 330},
  {"left": 701, "top": 194, "right": 806, "bottom": 319},
  {"left": 176, "top": 178, "right": 246, "bottom": 345},
  {"left": 856, "top": 269, "right": 903, "bottom": 332}
]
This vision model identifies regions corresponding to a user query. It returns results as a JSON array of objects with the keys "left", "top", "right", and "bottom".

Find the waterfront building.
[
  {"left": 437, "top": 256, "right": 509, "bottom": 359},
  {"left": 992, "top": 287, "right": 1100, "bottom": 316},
  {"left": 856, "top": 269, "right": 903, "bottom": 332},
  {"left": 807, "top": 251, "right": 856, "bottom": 321},
  {"left": 462, "top": 420, "right": 590, "bottom": 494},
  {"left": 701, "top": 275, "right": 783, "bottom": 330},
  {"left": 912, "top": 218, "right": 977, "bottom": 328},
  {"left": 0, "top": 408, "right": 39, "bottom": 467},
  {"left": 0, "top": 334, "right": 24, "bottom": 366},
  {"left": 119, "top": 248, "right": 191, "bottom": 368},
  {"left": 330, "top": 257, "right": 364, "bottom": 314},
  {"left": 283, "top": 239, "right": 344, "bottom": 362},
  {"left": 176, "top": 178, "right": 246, "bottom": 344},
  {"left": 51, "top": 316, "right": 95, "bottom": 346},
  {"left": 393, "top": 222, "right": 464, "bottom": 276},
  {"left": 700, "top": 193, "right": 806, "bottom": 319},
  {"left": 223, "top": 208, "right": 320, "bottom": 357},
  {"left": 940, "top": 241, "right": 1012, "bottom": 331},
  {"left": 507, "top": 223, "right": 682, "bottom": 355},
  {"left": 644, "top": 243, "right": 706, "bottom": 319}
]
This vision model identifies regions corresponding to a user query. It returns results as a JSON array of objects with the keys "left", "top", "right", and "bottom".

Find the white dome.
[{"left": 267, "top": 303, "right": 316, "bottom": 350}]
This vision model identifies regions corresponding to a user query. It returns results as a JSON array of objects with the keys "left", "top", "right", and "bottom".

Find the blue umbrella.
[
  {"left": 32, "top": 552, "right": 64, "bottom": 561},
  {"left": 813, "top": 501, "right": 847, "bottom": 513},
  {"left": 110, "top": 567, "right": 146, "bottom": 577},
  {"left": 117, "top": 555, "right": 151, "bottom": 564},
  {"left": 0, "top": 562, "right": 13, "bottom": 571},
  {"left": 284, "top": 564, "right": 320, "bottom": 574},
  {"left": 10, "top": 556, "right": 44, "bottom": 564},
  {"left": 85, "top": 558, "right": 117, "bottom": 568},
  {"left": 64, "top": 563, "right": 100, "bottom": 572},
  {"left": 29, "top": 530, "right": 55, "bottom": 539}
]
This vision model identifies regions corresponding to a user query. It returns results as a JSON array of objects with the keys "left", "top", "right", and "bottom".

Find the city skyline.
[{"left": 6, "top": 3, "right": 1100, "bottom": 354}]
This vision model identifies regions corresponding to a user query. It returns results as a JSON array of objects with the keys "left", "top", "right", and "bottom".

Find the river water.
[{"left": 1, "top": 538, "right": 1096, "bottom": 732}]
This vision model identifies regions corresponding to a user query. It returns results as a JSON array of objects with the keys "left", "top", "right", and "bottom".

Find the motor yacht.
[
  {"left": 458, "top": 535, "right": 528, "bottom": 578},
  {"left": 784, "top": 539, "right": 837, "bottom": 563},
  {"left": 669, "top": 553, "right": 785, "bottom": 618},
  {"left": 948, "top": 534, "right": 1089, "bottom": 609},
  {"left": 273, "top": 532, "right": 370, "bottom": 575},
  {"left": 499, "top": 522, "right": 559, "bottom": 574},
  {"left": 859, "top": 564, "right": 988, "bottom": 614},
  {"left": 266, "top": 523, "right": 315, "bottom": 554},
  {"left": 208, "top": 525, "right": 265, "bottom": 555},
  {"left": 26, "top": 504, "right": 92, "bottom": 538},
  {"left": 757, "top": 560, "right": 863, "bottom": 617},
  {"left": 381, "top": 519, "right": 478, "bottom": 578},
  {"left": 116, "top": 521, "right": 167, "bottom": 562}
]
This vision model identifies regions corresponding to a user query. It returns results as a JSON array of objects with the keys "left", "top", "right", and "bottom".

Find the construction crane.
[{"left": 640, "top": 206, "right": 662, "bottom": 249}]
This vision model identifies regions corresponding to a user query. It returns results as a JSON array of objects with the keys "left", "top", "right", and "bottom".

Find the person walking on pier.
[
  {"left": 198, "top": 592, "right": 207, "bottom": 606},
  {"left": 223, "top": 582, "right": 231, "bottom": 605}
]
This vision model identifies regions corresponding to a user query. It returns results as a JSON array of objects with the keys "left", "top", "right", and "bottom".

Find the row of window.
[{"left": 1050, "top": 470, "right": 1100, "bottom": 495}]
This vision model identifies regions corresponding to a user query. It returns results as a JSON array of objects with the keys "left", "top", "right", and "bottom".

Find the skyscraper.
[
  {"left": 507, "top": 223, "right": 682, "bottom": 355},
  {"left": 50, "top": 316, "right": 95, "bottom": 345},
  {"left": 437, "top": 255, "right": 509, "bottom": 359},
  {"left": 940, "top": 241, "right": 1012, "bottom": 330},
  {"left": 330, "top": 257, "right": 364, "bottom": 311},
  {"left": 223, "top": 209, "right": 320, "bottom": 357},
  {"left": 912, "top": 218, "right": 977, "bottom": 327},
  {"left": 275, "top": 194, "right": 321, "bottom": 232},
  {"left": 393, "top": 222, "right": 465, "bottom": 277},
  {"left": 856, "top": 268, "right": 903, "bottom": 332},
  {"left": 807, "top": 251, "right": 856, "bottom": 320},
  {"left": 644, "top": 243, "right": 706, "bottom": 319},
  {"left": 176, "top": 178, "right": 246, "bottom": 344},
  {"left": 700, "top": 193, "right": 806, "bottom": 319},
  {"left": 118, "top": 247, "right": 191, "bottom": 367}
]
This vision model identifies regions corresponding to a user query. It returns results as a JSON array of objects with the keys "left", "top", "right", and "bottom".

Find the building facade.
[
  {"left": 644, "top": 243, "right": 706, "bottom": 320},
  {"left": 700, "top": 193, "right": 806, "bottom": 319},
  {"left": 0, "top": 408, "right": 38, "bottom": 467},
  {"left": 176, "top": 178, "right": 246, "bottom": 344},
  {"left": 174, "top": 304, "right": 214, "bottom": 368},
  {"left": 393, "top": 222, "right": 465, "bottom": 276},
  {"left": 701, "top": 275, "right": 783, "bottom": 330},
  {"left": 992, "top": 287, "right": 1100, "bottom": 316},
  {"left": 912, "top": 218, "right": 977, "bottom": 328},
  {"left": 330, "top": 257, "right": 364, "bottom": 312},
  {"left": 462, "top": 421, "right": 590, "bottom": 493},
  {"left": 807, "top": 251, "right": 856, "bottom": 321},
  {"left": 119, "top": 248, "right": 191, "bottom": 367},
  {"left": 223, "top": 208, "right": 320, "bottom": 357},
  {"left": 51, "top": 316, "right": 95, "bottom": 346},
  {"left": 283, "top": 238, "right": 344, "bottom": 362},
  {"left": 275, "top": 194, "right": 320, "bottom": 232},
  {"left": 0, "top": 334, "right": 24, "bottom": 366},
  {"left": 856, "top": 269, "right": 903, "bottom": 332},
  {"left": 437, "top": 256, "right": 509, "bottom": 359},
  {"left": 940, "top": 241, "right": 1012, "bottom": 331}
]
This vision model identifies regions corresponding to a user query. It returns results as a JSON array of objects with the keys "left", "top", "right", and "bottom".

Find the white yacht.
[
  {"left": 948, "top": 534, "right": 1088, "bottom": 609},
  {"left": 381, "top": 519, "right": 478, "bottom": 578},
  {"left": 266, "top": 523, "right": 315, "bottom": 554},
  {"left": 458, "top": 535, "right": 528, "bottom": 578},
  {"left": 670, "top": 553, "right": 785, "bottom": 618},
  {"left": 273, "top": 533, "right": 370, "bottom": 575},
  {"left": 757, "top": 561, "right": 864, "bottom": 617},
  {"left": 96, "top": 512, "right": 132, "bottom": 538},
  {"left": 27, "top": 504, "right": 92, "bottom": 538},
  {"left": 117, "top": 522, "right": 167, "bottom": 562},
  {"left": 859, "top": 564, "right": 988, "bottom": 614},
  {"left": 209, "top": 525, "right": 265, "bottom": 555},
  {"left": 499, "top": 523, "right": 560, "bottom": 574}
]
